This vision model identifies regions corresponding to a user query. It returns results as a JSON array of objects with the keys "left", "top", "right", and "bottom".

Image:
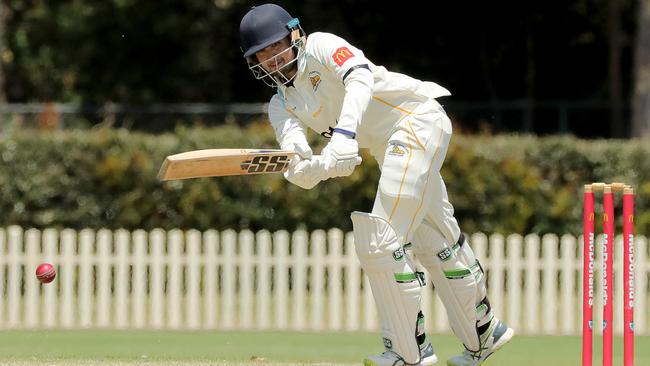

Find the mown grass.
[{"left": 0, "top": 330, "right": 648, "bottom": 365}]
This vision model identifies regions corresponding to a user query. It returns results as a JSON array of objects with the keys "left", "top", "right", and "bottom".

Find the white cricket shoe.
[
  {"left": 446, "top": 318, "right": 514, "bottom": 366},
  {"left": 364, "top": 342, "right": 438, "bottom": 366}
]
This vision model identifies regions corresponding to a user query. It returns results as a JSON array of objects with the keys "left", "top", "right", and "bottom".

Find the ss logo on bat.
[{"left": 240, "top": 155, "right": 290, "bottom": 174}]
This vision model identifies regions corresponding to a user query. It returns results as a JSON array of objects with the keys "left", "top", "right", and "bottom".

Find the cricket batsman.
[{"left": 239, "top": 4, "right": 514, "bottom": 365}]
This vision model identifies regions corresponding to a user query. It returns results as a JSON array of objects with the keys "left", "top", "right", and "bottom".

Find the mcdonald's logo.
[
  {"left": 628, "top": 214, "right": 634, "bottom": 223},
  {"left": 604, "top": 213, "right": 609, "bottom": 222},
  {"left": 332, "top": 47, "right": 354, "bottom": 66},
  {"left": 589, "top": 213, "right": 594, "bottom": 222}
]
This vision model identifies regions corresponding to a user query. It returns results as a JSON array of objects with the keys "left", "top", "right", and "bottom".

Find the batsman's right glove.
[{"left": 321, "top": 130, "right": 362, "bottom": 178}]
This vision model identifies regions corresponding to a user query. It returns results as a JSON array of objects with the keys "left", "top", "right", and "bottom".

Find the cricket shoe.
[
  {"left": 364, "top": 342, "right": 438, "bottom": 366},
  {"left": 446, "top": 318, "right": 514, "bottom": 366}
]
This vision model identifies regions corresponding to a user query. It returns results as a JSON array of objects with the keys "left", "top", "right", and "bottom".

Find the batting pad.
[
  {"left": 351, "top": 211, "right": 423, "bottom": 364},
  {"left": 412, "top": 222, "right": 489, "bottom": 352}
]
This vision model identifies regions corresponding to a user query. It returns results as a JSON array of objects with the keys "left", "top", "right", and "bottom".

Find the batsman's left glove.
[{"left": 284, "top": 155, "right": 328, "bottom": 189}]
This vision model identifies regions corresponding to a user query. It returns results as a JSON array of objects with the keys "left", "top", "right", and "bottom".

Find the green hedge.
[{"left": 1, "top": 126, "right": 648, "bottom": 235}]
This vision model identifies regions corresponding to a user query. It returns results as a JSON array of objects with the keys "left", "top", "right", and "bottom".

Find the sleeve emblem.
[{"left": 332, "top": 47, "right": 354, "bottom": 66}]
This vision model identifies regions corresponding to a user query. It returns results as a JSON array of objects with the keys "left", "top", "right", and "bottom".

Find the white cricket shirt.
[{"left": 268, "top": 32, "right": 451, "bottom": 150}]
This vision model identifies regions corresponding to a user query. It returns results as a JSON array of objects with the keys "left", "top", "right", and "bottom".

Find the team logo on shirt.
[
  {"left": 332, "top": 47, "right": 354, "bottom": 66},
  {"left": 387, "top": 143, "right": 407, "bottom": 156},
  {"left": 308, "top": 71, "right": 322, "bottom": 92}
]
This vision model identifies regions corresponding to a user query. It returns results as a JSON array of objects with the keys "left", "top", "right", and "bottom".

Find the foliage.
[
  {"left": 0, "top": 127, "right": 648, "bottom": 235},
  {"left": 1, "top": 0, "right": 639, "bottom": 105},
  {"left": 4, "top": 0, "right": 233, "bottom": 103},
  {"left": 444, "top": 135, "right": 650, "bottom": 235}
]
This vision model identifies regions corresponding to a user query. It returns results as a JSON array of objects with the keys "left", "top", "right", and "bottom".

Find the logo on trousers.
[
  {"left": 387, "top": 143, "right": 407, "bottom": 156},
  {"left": 392, "top": 247, "right": 405, "bottom": 261},
  {"left": 437, "top": 248, "right": 452, "bottom": 261}
]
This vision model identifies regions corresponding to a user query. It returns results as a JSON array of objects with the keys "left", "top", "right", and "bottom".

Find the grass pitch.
[{"left": 0, "top": 330, "right": 648, "bottom": 365}]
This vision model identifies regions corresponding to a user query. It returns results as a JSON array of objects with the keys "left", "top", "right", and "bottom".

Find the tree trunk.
[
  {"left": 608, "top": 0, "right": 624, "bottom": 137},
  {"left": 479, "top": 32, "right": 501, "bottom": 133},
  {"left": 524, "top": 23, "right": 535, "bottom": 134},
  {"left": 0, "top": 3, "right": 6, "bottom": 103},
  {"left": 632, "top": 0, "right": 650, "bottom": 137}
]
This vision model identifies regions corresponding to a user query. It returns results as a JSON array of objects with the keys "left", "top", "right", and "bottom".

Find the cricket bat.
[{"left": 158, "top": 148, "right": 297, "bottom": 180}]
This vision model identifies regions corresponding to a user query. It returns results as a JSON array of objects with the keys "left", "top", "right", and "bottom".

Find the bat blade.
[{"left": 158, "top": 148, "right": 296, "bottom": 180}]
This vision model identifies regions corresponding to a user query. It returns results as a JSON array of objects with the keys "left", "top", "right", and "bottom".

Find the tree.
[
  {"left": 608, "top": 0, "right": 624, "bottom": 137},
  {"left": 0, "top": 2, "right": 6, "bottom": 102},
  {"left": 632, "top": 0, "right": 650, "bottom": 137}
]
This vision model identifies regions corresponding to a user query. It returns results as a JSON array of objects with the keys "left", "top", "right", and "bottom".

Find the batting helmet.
[{"left": 240, "top": 4, "right": 300, "bottom": 58}]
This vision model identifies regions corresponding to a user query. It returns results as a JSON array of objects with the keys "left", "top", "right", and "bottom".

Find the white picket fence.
[{"left": 0, "top": 226, "right": 648, "bottom": 335}]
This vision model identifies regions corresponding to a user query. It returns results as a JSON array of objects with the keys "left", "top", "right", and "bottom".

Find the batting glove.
[
  {"left": 283, "top": 155, "right": 328, "bottom": 189},
  {"left": 283, "top": 140, "right": 313, "bottom": 163},
  {"left": 321, "top": 130, "right": 362, "bottom": 178}
]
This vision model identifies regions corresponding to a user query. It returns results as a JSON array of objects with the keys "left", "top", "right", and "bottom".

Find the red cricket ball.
[{"left": 36, "top": 263, "right": 56, "bottom": 284}]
